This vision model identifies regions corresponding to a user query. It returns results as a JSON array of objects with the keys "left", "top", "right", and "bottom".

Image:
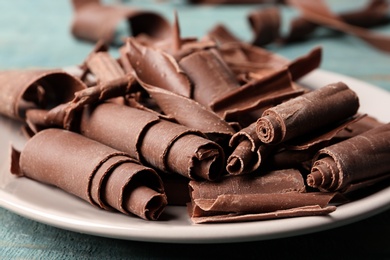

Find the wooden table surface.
[{"left": 1, "top": 1, "right": 390, "bottom": 259}]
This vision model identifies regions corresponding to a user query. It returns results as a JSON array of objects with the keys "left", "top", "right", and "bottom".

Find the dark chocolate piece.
[
  {"left": 256, "top": 82, "right": 359, "bottom": 144},
  {"left": 307, "top": 123, "right": 390, "bottom": 192},
  {"left": 11, "top": 128, "right": 167, "bottom": 220}
]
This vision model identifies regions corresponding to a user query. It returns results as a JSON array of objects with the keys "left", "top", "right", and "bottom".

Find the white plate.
[{"left": 1, "top": 69, "right": 390, "bottom": 244}]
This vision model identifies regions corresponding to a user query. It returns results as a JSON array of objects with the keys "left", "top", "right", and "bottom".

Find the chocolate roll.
[
  {"left": 11, "top": 128, "right": 167, "bottom": 220},
  {"left": 307, "top": 123, "right": 390, "bottom": 192},
  {"left": 80, "top": 102, "right": 225, "bottom": 181},
  {"left": 256, "top": 82, "right": 359, "bottom": 144},
  {"left": 0, "top": 69, "right": 85, "bottom": 120},
  {"left": 188, "top": 169, "right": 337, "bottom": 223},
  {"left": 227, "top": 122, "right": 274, "bottom": 175}
]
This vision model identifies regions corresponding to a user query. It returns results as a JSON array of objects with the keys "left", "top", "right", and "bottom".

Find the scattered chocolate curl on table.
[
  {"left": 308, "top": 123, "right": 390, "bottom": 193},
  {"left": 11, "top": 128, "right": 167, "bottom": 220},
  {"left": 71, "top": 0, "right": 172, "bottom": 45}
]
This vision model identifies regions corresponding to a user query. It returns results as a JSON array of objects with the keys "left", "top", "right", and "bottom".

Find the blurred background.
[{"left": 0, "top": 0, "right": 389, "bottom": 90}]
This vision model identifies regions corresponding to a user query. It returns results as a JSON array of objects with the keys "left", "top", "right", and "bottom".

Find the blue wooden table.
[{"left": 1, "top": 1, "right": 390, "bottom": 259}]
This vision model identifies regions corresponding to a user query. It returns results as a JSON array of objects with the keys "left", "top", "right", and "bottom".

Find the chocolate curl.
[
  {"left": 256, "top": 82, "right": 360, "bottom": 144},
  {"left": 248, "top": 7, "right": 281, "bottom": 46},
  {"left": 178, "top": 47, "right": 241, "bottom": 108},
  {"left": 211, "top": 68, "right": 304, "bottom": 122},
  {"left": 189, "top": 169, "right": 337, "bottom": 223},
  {"left": 307, "top": 123, "right": 390, "bottom": 192},
  {"left": 71, "top": 0, "right": 171, "bottom": 45},
  {"left": 287, "top": 0, "right": 390, "bottom": 53},
  {"left": 80, "top": 102, "right": 225, "bottom": 181},
  {"left": 284, "top": 0, "right": 390, "bottom": 42},
  {"left": 11, "top": 128, "right": 167, "bottom": 220},
  {"left": 125, "top": 38, "right": 192, "bottom": 97},
  {"left": 0, "top": 70, "right": 86, "bottom": 121},
  {"left": 226, "top": 123, "right": 265, "bottom": 175}
]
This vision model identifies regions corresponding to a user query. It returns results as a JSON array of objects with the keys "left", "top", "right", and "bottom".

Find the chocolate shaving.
[
  {"left": 256, "top": 82, "right": 360, "bottom": 144},
  {"left": 71, "top": 0, "right": 171, "bottom": 45},
  {"left": 308, "top": 123, "right": 390, "bottom": 192},
  {"left": 12, "top": 128, "right": 167, "bottom": 220}
]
